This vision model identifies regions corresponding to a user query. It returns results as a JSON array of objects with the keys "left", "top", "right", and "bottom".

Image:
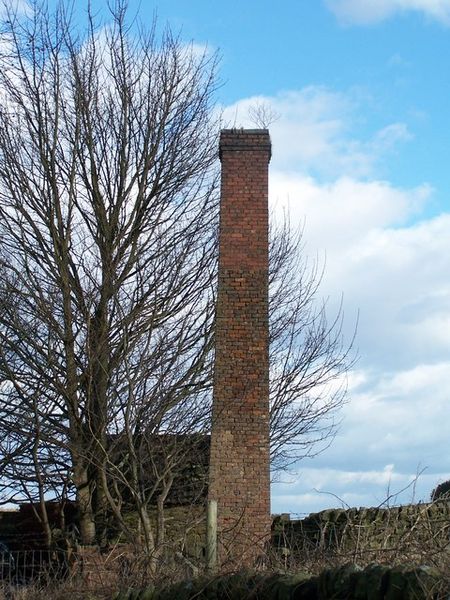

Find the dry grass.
[
  {"left": 0, "top": 540, "right": 205, "bottom": 600},
  {"left": 0, "top": 583, "right": 110, "bottom": 600}
]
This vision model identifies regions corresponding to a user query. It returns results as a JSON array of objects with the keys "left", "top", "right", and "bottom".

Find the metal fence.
[{"left": 0, "top": 549, "right": 71, "bottom": 586}]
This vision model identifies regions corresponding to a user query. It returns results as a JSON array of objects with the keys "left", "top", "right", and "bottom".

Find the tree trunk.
[{"left": 73, "top": 465, "right": 96, "bottom": 545}]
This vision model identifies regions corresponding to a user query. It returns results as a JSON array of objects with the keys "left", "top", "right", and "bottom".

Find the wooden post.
[{"left": 206, "top": 499, "right": 217, "bottom": 573}]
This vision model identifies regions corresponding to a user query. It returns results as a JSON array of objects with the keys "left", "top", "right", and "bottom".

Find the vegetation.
[
  {"left": 431, "top": 479, "right": 450, "bottom": 501},
  {"left": 0, "top": 0, "right": 353, "bottom": 565},
  {"left": 0, "top": 497, "right": 449, "bottom": 598}
]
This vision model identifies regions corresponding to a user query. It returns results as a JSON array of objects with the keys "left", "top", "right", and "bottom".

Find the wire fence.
[
  {"left": 0, "top": 549, "right": 74, "bottom": 586},
  {"left": 0, "top": 545, "right": 199, "bottom": 599}
]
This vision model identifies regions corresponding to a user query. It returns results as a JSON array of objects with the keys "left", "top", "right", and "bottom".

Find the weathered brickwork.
[{"left": 208, "top": 129, "right": 271, "bottom": 566}]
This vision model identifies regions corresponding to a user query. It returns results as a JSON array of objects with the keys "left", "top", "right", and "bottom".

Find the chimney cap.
[
  {"left": 219, "top": 128, "right": 271, "bottom": 161},
  {"left": 220, "top": 128, "right": 270, "bottom": 134}
]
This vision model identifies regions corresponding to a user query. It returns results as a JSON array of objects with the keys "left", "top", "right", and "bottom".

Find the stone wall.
[
  {"left": 273, "top": 500, "right": 450, "bottom": 565},
  {"left": 113, "top": 564, "right": 446, "bottom": 599}
]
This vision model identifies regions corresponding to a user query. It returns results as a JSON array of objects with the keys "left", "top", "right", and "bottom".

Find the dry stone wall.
[
  {"left": 273, "top": 500, "right": 450, "bottom": 564},
  {"left": 114, "top": 564, "right": 446, "bottom": 599}
]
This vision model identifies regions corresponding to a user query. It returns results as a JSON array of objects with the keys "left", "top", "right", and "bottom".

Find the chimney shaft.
[{"left": 208, "top": 129, "right": 271, "bottom": 566}]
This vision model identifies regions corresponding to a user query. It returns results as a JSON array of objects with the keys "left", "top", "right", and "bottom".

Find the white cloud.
[
  {"left": 222, "top": 88, "right": 412, "bottom": 178},
  {"left": 270, "top": 173, "right": 429, "bottom": 244},
  {"left": 325, "top": 0, "right": 450, "bottom": 26},
  {"left": 329, "top": 213, "right": 450, "bottom": 367},
  {"left": 0, "top": 0, "right": 31, "bottom": 18},
  {"left": 272, "top": 463, "right": 450, "bottom": 514},
  {"left": 347, "top": 362, "right": 450, "bottom": 454},
  {"left": 387, "top": 53, "right": 412, "bottom": 68},
  {"left": 372, "top": 123, "right": 413, "bottom": 153},
  {"left": 224, "top": 86, "right": 450, "bottom": 514},
  {"left": 272, "top": 359, "right": 450, "bottom": 514},
  {"left": 376, "top": 362, "right": 450, "bottom": 399},
  {"left": 269, "top": 168, "right": 450, "bottom": 370}
]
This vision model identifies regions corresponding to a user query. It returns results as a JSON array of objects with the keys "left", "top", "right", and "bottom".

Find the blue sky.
[
  {"left": 155, "top": 0, "right": 450, "bottom": 515},
  {"left": 44, "top": 0, "right": 450, "bottom": 516},
  {"left": 150, "top": 0, "right": 450, "bottom": 191}
]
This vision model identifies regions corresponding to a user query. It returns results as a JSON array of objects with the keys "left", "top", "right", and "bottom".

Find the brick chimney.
[{"left": 208, "top": 129, "right": 271, "bottom": 567}]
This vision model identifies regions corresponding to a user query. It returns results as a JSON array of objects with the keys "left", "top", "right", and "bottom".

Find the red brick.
[{"left": 208, "top": 129, "right": 271, "bottom": 568}]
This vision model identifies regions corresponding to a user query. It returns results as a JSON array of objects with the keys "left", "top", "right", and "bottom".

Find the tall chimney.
[{"left": 208, "top": 129, "right": 271, "bottom": 566}]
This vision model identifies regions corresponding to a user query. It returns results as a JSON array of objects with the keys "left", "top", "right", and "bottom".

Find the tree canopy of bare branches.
[
  {"left": 0, "top": 0, "right": 218, "bottom": 549},
  {"left": 269, "top": 218, "right": 355, "bottom": 472},
  {"left": 0, "top": 1, "right": 354, "bottom": 555}
]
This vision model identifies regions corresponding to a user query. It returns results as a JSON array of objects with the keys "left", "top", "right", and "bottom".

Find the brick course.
[{"left": 208, "top": 129, "right": 271, "bottom": 566}]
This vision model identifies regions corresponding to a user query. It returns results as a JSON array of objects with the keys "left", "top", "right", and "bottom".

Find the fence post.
[{"left": 206, "top": 499, "right": 217, "bottom": 573}]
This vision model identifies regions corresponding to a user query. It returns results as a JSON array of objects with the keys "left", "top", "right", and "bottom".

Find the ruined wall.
[
  {"left": 208, "top": 129, "right": 271, "bottom": 566},
  {"left": 273, "top": 500, "right": 450, "bottom": 564}
]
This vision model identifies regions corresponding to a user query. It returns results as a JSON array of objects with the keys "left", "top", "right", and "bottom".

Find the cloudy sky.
[{"left": 69, "top": 0, "right": 450, "bottom": 516}]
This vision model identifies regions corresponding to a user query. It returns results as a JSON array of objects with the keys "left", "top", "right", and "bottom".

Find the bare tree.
[
  {"left": 248, "top": 101, "right": 280, "bottom": 128},
  {"left": 0, "top": 1, "right": 354, "bottom": 556},
  {"left": 0, "top": 0, "right": 218, "bottom": 548},
  {"left": 268, "top": 217, "right": 355, "bottom": 472}
]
